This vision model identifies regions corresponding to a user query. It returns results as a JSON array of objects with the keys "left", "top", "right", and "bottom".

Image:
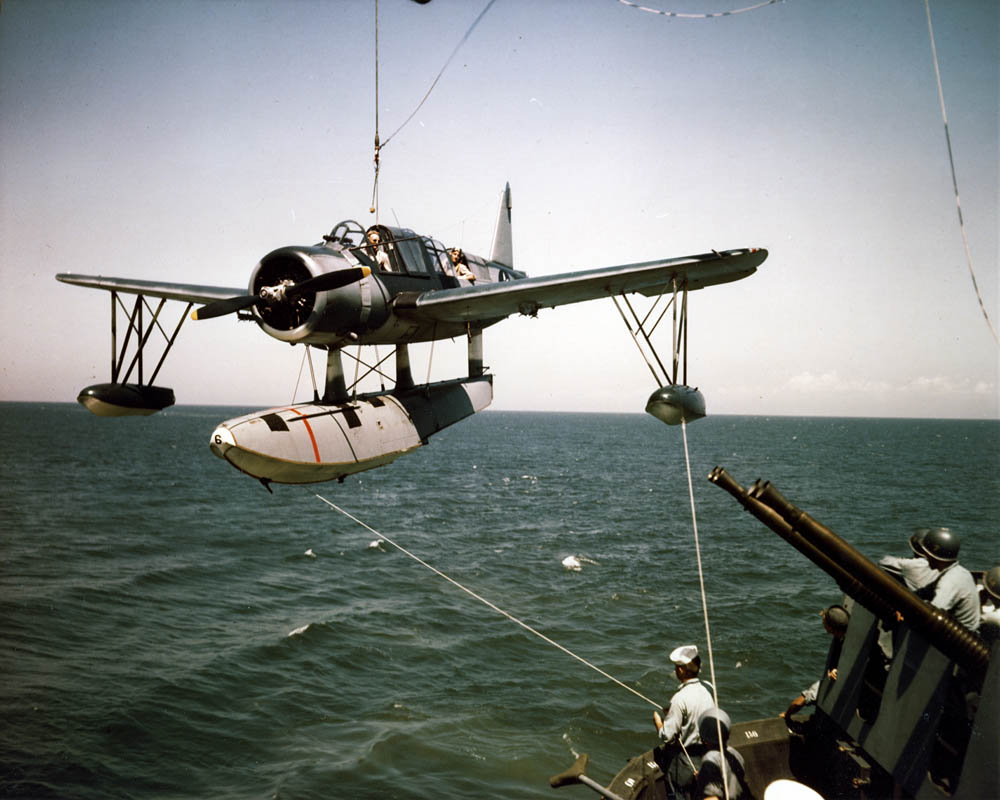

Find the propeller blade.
[
  {"left": 286, "top": 266, "right": 371, "bottom": 297},
  {"left": 191, "top": 294, "right": 258, "bottom": 321},
  {"left": 191, "top": 266, "right": 370, "bottom": 321}
]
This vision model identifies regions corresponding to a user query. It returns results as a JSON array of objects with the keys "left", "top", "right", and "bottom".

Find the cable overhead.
[
  {"left": 371, "top": 0, "right": 382, "bottom": 216},
  {"left": 381, "top": 0, "right": 498, "bottom": 148},
  {"left": 924, "top": 0, "right": 998, "bottom": 346},
  {"left": 618, "top": 0, "right": 784, "bottom": 19},
  {"left": 370, "top": 0, "right": 498, "bottom": 217}
]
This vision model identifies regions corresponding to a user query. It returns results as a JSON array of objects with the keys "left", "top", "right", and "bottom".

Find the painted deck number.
[{"left": 744, "top": 729, "right": 759, "bottom": 739}]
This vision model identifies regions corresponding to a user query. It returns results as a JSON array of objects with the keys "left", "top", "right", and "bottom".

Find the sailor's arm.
[
  {"left": 780, "top": 679, "right": 819, "bottom": 718},
  {"left": 779, "top": 694, "right": 807, "bottom": 719},
  {"left": 657, "top": 701, "right": 683, "bottom": 741}
]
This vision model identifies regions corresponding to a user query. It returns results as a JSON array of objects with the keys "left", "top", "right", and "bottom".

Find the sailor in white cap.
[{"left": 652, "top": 644, "right": 715, "bottom": 799}]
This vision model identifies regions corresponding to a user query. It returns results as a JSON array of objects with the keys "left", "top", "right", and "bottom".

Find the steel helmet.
[
  {"left": 915, "top": 527, "right": 960, "bottom": 563},
  {"left": 908, "top": 528, "right": 930, "bottom": 557},
  {"left": 698, "top": 707, "right": 731, "bottom": 746},
  {"left": 983, "top": 565, "right": 1000, "bottom": 603}
]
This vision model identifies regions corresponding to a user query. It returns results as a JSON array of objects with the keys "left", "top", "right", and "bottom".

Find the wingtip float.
[
  {"left": 645, "top": 384, "right": 706, "bottom": 426},
  {"left": 76, "top": 383, "right": 176, "bottom": 417},
  {"left": 58, "top": 186, "right": 766, "bottom": 486}
]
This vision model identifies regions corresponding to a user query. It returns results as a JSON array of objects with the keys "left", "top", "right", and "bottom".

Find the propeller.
[{"left": 192, "top": 266, "right": 370, "bottom": 321}]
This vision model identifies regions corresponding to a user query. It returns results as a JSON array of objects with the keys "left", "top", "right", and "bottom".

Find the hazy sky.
[{"left": 1, "top": 0, "right": 997, "bottom": 418}]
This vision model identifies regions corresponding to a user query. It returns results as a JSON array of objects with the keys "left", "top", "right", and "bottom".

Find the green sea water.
[{"left": 1, "top": 404, "right": 997, "bottom": 798}]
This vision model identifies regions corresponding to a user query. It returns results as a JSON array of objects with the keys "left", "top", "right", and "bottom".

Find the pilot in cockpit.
[
  {"left": 448, "top": 248, "right": 476, "bottom": 283},
  {"left": 366, "top": 228, "right": 394, "bottom": 272}
]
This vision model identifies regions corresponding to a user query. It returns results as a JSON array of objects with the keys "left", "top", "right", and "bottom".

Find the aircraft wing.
[
  {"left": 394, "top": 247, "right": 766, "bottom": 324},
  {"left": 56, "top": 274, "right": 244, "bottom": 304}
]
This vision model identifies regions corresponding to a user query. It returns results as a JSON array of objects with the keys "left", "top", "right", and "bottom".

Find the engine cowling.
[{"left": 249, "top": 246, "right": 388, "bottom": 345}]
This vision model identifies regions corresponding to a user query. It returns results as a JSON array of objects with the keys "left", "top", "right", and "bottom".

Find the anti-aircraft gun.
[
  {"left": 706, "top": 467, "right": 997, "bottom": 800},
  {"left": 550, "top": 470, "right": 996, "bottom": 800}
]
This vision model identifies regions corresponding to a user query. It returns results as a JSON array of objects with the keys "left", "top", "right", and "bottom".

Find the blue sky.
[{"left": 1, "top": 0, "right": 997, "bottom": 418}]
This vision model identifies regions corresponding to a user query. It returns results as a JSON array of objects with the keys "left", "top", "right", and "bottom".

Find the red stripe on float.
[{"left": 287, "top": 408, "right": 321, "bottom": 463}]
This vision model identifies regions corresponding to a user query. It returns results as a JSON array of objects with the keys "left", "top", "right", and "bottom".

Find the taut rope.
[{"left": 314, "top": 493, "right": 664, "bottom": 710}]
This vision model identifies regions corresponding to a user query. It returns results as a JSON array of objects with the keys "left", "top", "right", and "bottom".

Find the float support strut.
[{"left": 322, "top": 348, "right": 348, "bottom": 404}]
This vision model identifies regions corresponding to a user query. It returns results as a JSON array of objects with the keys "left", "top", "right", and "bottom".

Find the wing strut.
[
  {"left": 610, "top": 278, "right": 705, "bottom": 426},
  {"left": 77, "top": 291, "right": 193, "bottom": 417},
  {"left": 109, "top": 291, "right": 192, "bottom": 386},
  {"left": 611, "top": 276, "right": 689, "bottom": 387}
]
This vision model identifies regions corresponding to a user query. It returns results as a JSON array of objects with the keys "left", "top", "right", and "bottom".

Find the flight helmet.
[
  {"left": 983, "top": 565, "right": 1000, "bottom": 603},
  {"left": 698, "top": 707, "right": 731, "bottom": 746},
  {"left": 914, "top": 527, "right": 960, "bottom": 563}
]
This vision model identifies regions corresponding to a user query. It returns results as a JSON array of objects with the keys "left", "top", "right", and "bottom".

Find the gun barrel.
[
  {"left": 708, "top": 467, "right": 989, "bottom": 678},
  {"left": 707, "top": 467, "right": 897, "bottom": 619}
]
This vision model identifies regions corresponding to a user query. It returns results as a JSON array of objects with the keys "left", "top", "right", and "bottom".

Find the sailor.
[
  {"left": 694, "top": 707, "right": 749, "bottom": 800},
  {"left": 913, "top": 527, "right": 980, "bottom": 631},
  {"left": 780, "top": 604, "right": 849, "bottom": 720},
  {"left": 979, "top": 565, "right": 1000, "bottom": 645},
  {"left": 448, "top": 248, "right": 476, "bottom": 282},
  {"left": 653, "top": 644, "right": 715, "bottom": 800},
  {"left": 879, "top": 528, "right": 942, "bottom": 599}
]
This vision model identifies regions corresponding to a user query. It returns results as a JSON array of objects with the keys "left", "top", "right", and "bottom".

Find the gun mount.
[
  {"left": 707, "top": 467, "right": 989, "bottom": 680},
  {"left": 706, "top": 467, "right": 998, "bottom": 800}
]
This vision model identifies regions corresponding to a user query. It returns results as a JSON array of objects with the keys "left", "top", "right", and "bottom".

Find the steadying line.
[{"left": 313, "top": 493, "right": 663, "bottom": 710}]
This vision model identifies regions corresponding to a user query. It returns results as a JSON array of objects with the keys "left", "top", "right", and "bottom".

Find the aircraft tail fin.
[{"left": 489, "top": 183, "right": 513, "bottom": 268}]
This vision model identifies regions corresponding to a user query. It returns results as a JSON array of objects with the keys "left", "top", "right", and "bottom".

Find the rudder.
[{"left": 489, "top": 182, "right": 513, "bottom": 268}]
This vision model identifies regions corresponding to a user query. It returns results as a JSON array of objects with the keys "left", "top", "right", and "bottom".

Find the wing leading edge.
[
  {"left": 56, "top": 274, "right": 244, "bottom": 304},
  {"left": 395, "top": 247, "right": 767, "bottom": 324}
]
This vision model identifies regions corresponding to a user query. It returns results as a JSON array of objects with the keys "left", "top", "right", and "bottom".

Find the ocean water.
[{"left": 1, "top": 403, "right": 997, "bottom": 799}]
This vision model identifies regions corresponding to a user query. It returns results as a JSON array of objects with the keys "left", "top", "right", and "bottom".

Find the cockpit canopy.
[
  {"left": 324, "top": 220, "right": 442, "bottom": 276},
  {"left": 322, "top": 219, "right": 516, "bottom": 283}
]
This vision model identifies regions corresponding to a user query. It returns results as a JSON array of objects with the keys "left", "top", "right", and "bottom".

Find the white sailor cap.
[{"left": 669, "top": 645, "right": 698, "bottom": 666}]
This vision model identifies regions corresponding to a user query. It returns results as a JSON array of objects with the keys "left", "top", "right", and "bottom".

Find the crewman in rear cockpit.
[{"left": 448, "top": 248, "right": 476, "bottom": 283}]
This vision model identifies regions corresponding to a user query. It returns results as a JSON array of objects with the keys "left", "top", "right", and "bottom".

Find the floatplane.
[{"left": 57, "top": 185, "right": 766, "bottom": 488}]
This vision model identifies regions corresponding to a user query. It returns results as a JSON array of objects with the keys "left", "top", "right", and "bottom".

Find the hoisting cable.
[
  {"left": 313, "top": 493, "right": 663, "bottom": 710},
  {"left": 618, "top": 0, "right": 783, "bottom": 19},
  {"left": 680, "top": 419, "right": 730, "bottom": 798},
  {"left": 371, "top": 0, "right": 382, "bottom": 218},
  {"left": 380, "top": 0, "right": 498, "bottom": 150},
  {"left": 371, "top": 0, "right": 496, "bottom": 217},
  {"left": 924, "top": 0, "right": 998, "bottom": 346}
]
